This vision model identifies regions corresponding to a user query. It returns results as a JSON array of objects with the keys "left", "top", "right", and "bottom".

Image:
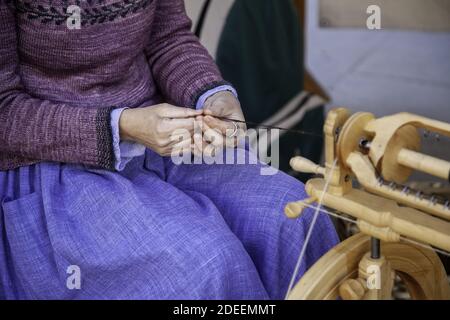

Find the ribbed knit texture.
[{"left": 0, "top": 0, "right": 226, "bottom": 170}]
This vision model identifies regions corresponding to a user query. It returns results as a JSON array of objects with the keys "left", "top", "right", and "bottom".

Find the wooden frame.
[{"left": 286, "top": 108, "right": 450, "bottom": 300}]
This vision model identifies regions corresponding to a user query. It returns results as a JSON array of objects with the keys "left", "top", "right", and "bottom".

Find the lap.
[
  {"left": 0, "top": 149, "right": 337, "bottom": 299},
  {"left": 0, "top": 158, "right": 265, "bottom": 299},
  {"left": 165, "top": 148, "right": 311, "bottom": 228},
  {"left": 165, "top": 149, "right": 339, "bottom": 298}
]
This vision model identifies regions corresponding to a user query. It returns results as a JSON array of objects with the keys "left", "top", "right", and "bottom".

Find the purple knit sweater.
[{"left": 0, "top": 0, "right": 228, "bottom": 171}]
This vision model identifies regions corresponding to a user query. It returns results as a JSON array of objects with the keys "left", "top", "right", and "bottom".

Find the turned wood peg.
[
  {"left": 285, "top": 197, "right": 316, "bottom": 219},
  {"left": 339, "top": 278, "right": 367, "bottom": 300},
  {"left": 397, "top": 149, "right": 450, "bottom": 182},
  {"left": 290, "top": 156, "right": 326, "bottom": 176}
]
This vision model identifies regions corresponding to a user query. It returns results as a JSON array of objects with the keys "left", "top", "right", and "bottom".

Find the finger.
[
  {"left": 162, "top": 136, "right": 191, "bottom": 153},
  {"left": 170, "top": 138, "right": 192, "bottom": 149},
  {"left": 168, "top": 127, "right": 192, "bottom": 145},
  {"left": 191, "top": 120, "right": 205, "bottom": 157},
  {"left": 160, "top": 105, "right": 203, "bottom": 119},
  {"left": 204, "top": 117, "right": 241, "bottom": 148},
  {"left": 203, "top": 109, "right": 214, "bottom": 116},
  {"left": 162, "top": 117, "right": 196, "bottom": 132},
  {"left": 158, "top": 138, "right": 173, "bottom": 148},
  {"left": 194, "top": 117, "right": 204, "bottom": 135},
  {"left": 169, "top": 138, "right": 193, "bottom": 156},
  {"left": 192, "top": 132, "right": 218, "bottom": 158},
  {"left": 202, "top": 121, "right": 224, "bottom": 147},
  {"left": 203, "top": 116, "right": 236, "bottom": 136},
  {"left": 193, "top": 132, "right": 205, "bottom": 157},
  {"left": 197, "top": 132, "right": 216, "bottom": 158},
  {"left": 203, "top": 144, "right": 216, "bottom": 158},
  {"left": 204, "top": 116, "right": 247, "bottom": 145}
]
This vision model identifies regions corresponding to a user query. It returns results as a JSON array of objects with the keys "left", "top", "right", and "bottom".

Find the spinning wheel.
[
  {"left": 285, "top": 108, "right": 450, "bottom": 300},
  {"left": 288, "top": 233, "right": 450, "bottom": 300}
]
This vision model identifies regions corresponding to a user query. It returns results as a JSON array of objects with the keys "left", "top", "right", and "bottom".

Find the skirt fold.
[{"left": 0, "top": 149, "right": 338, "bottom": 299}]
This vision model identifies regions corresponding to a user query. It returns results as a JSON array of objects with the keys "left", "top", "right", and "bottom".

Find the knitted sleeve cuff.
[{"left": 94, "top": 106, "right": 116, "bottom": 170}]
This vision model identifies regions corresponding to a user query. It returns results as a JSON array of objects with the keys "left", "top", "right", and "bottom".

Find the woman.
[{"left": 0, "top": 0, "right": 338, "bottom": 299}]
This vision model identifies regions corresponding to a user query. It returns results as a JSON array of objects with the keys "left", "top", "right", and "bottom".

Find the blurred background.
[
  {"left": 185, "top": 0, "right": 450, "bottom": 182},
  {"left": 184, "top": 0, "right": 450, "bottom": 293}
]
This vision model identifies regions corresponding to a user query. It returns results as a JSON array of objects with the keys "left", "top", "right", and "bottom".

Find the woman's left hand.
[
  {"left": 202, "top": 90, "right": 246, "bottom": 141},
  {"left": 193, "top": 91, "right": 246, "bottom": 157}
]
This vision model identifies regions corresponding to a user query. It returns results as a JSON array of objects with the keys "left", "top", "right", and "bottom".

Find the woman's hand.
[
  {"left": 203, "top": 91, "right": 246, "bottom": 136},
  {"left": 194, "top": 91, "right": 246, "bottom": 157},
  {"left": 119, "top": 104, "right": 202, "bottom": 157}
]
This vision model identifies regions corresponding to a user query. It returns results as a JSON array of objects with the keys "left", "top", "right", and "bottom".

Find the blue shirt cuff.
[
  {"left": 195, "top": 85, "right": 238, "bottom": 110},
  {"left": 111, "top": 108, "right": 146, "bottom": 171}
]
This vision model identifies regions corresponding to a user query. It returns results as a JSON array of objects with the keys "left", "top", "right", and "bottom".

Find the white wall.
[
  {"left": 306, "top": 0, "right": 450, "bottom": 119},
  {"left": 306, "top": 0, "right": 450, "bottom": 181},
  {"left": 185, "top": 0, "right": 450, "bottom": 181}
]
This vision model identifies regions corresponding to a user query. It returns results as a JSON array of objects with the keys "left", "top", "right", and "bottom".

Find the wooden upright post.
[{"left": 292, "top": 0, "right": 330, "bottom": 102}]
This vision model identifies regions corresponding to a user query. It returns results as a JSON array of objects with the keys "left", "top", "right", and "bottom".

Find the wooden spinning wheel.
[
  {"left": 288, "top": 233, "right": 450, "bottom": 300},
  {"left": 285, "top": 108, "right": 450, "bottom": 300}
]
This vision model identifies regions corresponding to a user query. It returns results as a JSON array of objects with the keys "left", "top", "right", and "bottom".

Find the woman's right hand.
[{"left": 119, "top": 104, "right": 202, "bottom": 156}]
